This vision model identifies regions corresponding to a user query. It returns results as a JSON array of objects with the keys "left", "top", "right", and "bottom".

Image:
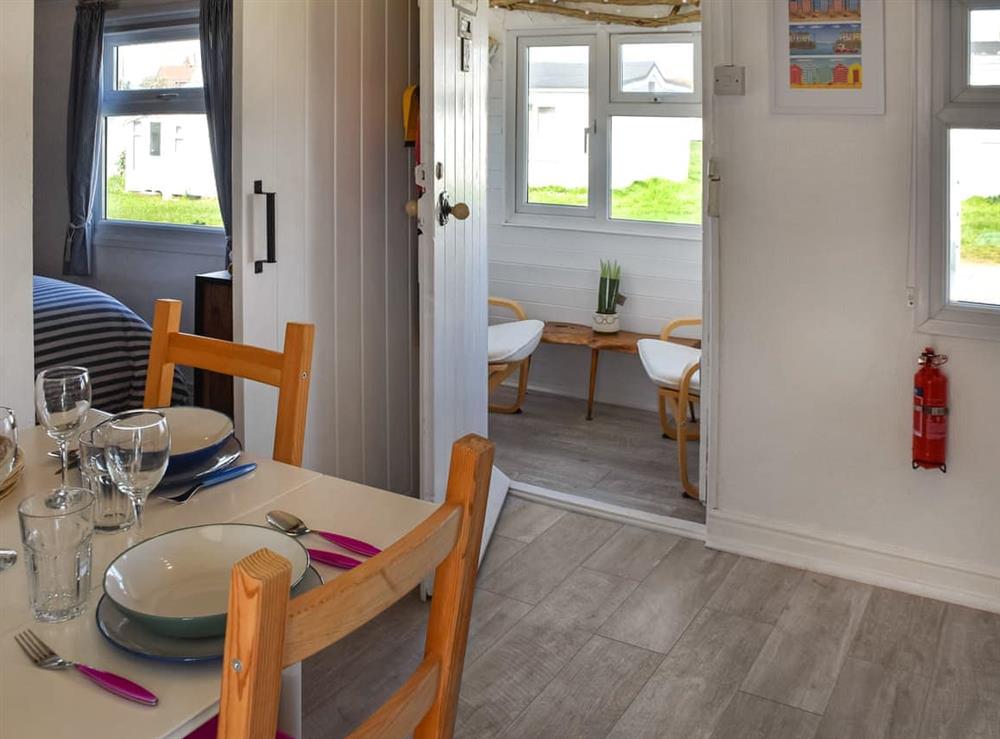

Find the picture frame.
[{"left": 771, "top": 0, "right": 885, "bottom": 115}]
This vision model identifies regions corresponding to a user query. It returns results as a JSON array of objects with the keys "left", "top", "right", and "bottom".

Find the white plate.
[
  {"left": 103, "top": 524, "right": 308, "bottom": 638},
  {"left": 158, "top": 406, "right": 233, "bottom": 457}
]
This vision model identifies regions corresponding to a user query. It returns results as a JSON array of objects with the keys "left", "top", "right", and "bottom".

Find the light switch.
[{"left": 714, "top": 64, "right": 746, "bottom": 96}]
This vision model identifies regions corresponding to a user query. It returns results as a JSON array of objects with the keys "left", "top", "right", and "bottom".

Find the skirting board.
[
  {"left": 707, "top": 508, "right": 1000, "bottom": 614},
  {"left": 509, "top": 481, "right": 706, "bottom": 541}
]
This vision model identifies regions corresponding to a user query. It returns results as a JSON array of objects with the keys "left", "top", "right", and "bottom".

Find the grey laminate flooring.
[
  {"left": 489, "top": 387, "right": 705, "bottom": 524},
  {"left": 302, "top": 498, "right": 1000, "bottom": 739}
]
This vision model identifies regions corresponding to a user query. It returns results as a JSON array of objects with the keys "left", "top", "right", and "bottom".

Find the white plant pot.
[{"left": 592, "top": 312, "right": 620, "bottom": 334}]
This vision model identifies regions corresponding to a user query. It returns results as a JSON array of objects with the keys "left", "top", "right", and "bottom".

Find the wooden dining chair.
[
  {"left": 213, "top": 434, "right": 494, "bottom": 739},
  {"left": 144, "top": 299, "right": 315, "bottom": 466}
]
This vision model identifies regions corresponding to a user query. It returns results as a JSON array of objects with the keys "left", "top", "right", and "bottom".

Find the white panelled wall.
[
  {"left": 707, "top": 0, "right": 1000, "bottom": 612},
  {"left": 0, "top": 0, "right": 35, "bottom": 422},
  {"left": 487, "top": 10, "right": 702, "bottom": 412}
]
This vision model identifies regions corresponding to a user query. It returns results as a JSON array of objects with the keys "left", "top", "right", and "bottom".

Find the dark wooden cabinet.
[{"left": 194, "top": 270, "right": 234, "bottom": 418}]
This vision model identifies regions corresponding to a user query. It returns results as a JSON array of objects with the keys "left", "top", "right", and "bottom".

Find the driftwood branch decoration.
[{"left": 490, "top": 0, "right": 700, "bottom": 28}]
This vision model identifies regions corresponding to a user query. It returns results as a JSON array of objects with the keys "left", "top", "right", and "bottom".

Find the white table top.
[{"left": 0, "top": 424, "right": 436, "bottom": 739}]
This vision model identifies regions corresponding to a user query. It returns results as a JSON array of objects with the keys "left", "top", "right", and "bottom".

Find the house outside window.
[
  {"left": 916, "top": 1, "right": 1000, "bottom": 340},
  {"left": 509, "top": 29, "right": 702, "bottom": 235},
  {"left": 100, "top": 22, "right": 222, "bottom": 230}
]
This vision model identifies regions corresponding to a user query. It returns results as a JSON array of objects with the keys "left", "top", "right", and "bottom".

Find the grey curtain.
[
  {"left": 63, "top": 2, "right": 105, "bottom": 276},
  {"left": 200, "top": 0, "right": 233, "bottom": 268}
]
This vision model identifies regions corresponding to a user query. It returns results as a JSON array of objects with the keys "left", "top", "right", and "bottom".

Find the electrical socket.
[{"left": 714, "top": 64, "right": 746, "bottom": 95}]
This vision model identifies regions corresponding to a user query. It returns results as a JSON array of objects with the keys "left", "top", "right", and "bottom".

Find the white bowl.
[
  {"left": 103, "top": 524, "right": 308, "bottom": 638},
  {"left": 158, "top": 407, "right": 234, "bottom": 470}
]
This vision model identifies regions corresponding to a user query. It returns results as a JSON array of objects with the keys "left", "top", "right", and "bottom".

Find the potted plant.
[{"left": 593, "top": 259, "right": 625, "bottom": 333}]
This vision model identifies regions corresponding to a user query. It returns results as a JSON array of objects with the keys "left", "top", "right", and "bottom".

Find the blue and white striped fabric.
[{"left": 33, "top": 277, "right": 190, "bottom": 413}]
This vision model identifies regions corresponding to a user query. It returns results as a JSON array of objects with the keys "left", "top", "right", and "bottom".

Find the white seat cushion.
[
  {"left": 637, "top": 338, "right": 701, "bottom": 392},
  {"left": 488, "top": 320, "right": 544, "bottom": 364}
]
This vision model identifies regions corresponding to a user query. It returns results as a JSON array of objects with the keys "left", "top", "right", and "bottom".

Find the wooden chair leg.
[
  {"left": 489, "top": 359, "right": 530, "bottom": 414},
  {"left": 657, "top": 389, "right": 678, "bottom": 440},
  {"left": 676, "top": 417, "right": 700, "bottom": 501}
]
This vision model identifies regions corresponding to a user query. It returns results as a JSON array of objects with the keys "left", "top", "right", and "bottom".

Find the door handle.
[
  {"left": 438, "top": 191, "right": 470, "bottom": 226},
  {"left": 253, "top": 180, "right": 276, "bottom": 274}
]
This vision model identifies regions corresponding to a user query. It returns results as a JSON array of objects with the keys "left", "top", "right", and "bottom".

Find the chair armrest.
[
  {"left": 489, "top": 296, "right": 528, "bottom": 321},
  {"left": 660, "top": 317, "right": 702, "bottom": 342},
  {"left": 678, "top": 361, "right": 700, "bottom": 410}
]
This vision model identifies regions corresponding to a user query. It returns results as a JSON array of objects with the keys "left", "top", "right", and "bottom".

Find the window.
[
  {"left": 511, "top": 30, "right": 702, "bottom": 232},
  {"left": 917, "top": 1, "right": 1000, "bottom": 339},
  {"left": 100, "top": 24, "right": 222, "bottom": 229}
]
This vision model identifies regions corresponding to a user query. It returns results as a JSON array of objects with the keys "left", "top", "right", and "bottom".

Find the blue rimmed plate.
[
  {"left": 155, "top": 435, "right": 242, "bottom": 495},
  {"left": 96, "top": 567, "right": 322, "bottom": 662},
  {"left": 158, "top": 407, "right": 234, "bottom": 473}
]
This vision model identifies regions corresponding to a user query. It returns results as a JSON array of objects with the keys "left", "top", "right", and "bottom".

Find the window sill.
[
  {"left": 501, "top": 212, "right": 702, "bottom": 241},
  {"left": 918, "top": 308, "right": 1000, "bottom": 343},
  {"left": 95, "top": 220, "right": 226, "bottom": 258}
]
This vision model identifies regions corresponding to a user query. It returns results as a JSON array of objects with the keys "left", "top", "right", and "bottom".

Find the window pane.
[
  {"left": 115, "top": 39, "right": 203, "bottom": 91},
  {"left": 949, "top": 129, "right": 1000, "bottom": 307},
  {"left": 970, "top": 9, "right": 1000, "bottom": 87},
  {"left": 526, "top": 45, "right": 589, "bottom": 207},
  {"left": 610, "top": 116, "right": 702, "bottom": 225},
  {"left": 619, "top": 42, "right": 694, "bottom": 95},
  {"left": 105, "top": 114, "right": 222, "bottom": 227}
]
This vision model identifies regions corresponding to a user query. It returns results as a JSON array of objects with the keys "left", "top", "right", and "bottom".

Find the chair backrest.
[
  {"left": 488, "top": 296, "right": 527, "bottom": 321},
  {"left": 144, "top": 299, "right": 315, "bottom": 466},
  {"left": 215, "top": 434, "right": 495, "bottom": 739}
]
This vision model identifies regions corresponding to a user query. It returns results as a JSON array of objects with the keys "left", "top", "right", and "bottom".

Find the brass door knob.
[
  {"left": 438, "top": 191, "right": 470, "bottom": 225},
  {"left": 404, "top": 199, "right": 418, "bottom": 217}
]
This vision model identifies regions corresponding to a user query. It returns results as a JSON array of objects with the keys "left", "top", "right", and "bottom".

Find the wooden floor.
[
  {"left": 489, "top": 387, "right": 705, "bottom": 524},
  {"left": 302, "top": 498, "right": 1000, "bottom": 739}
]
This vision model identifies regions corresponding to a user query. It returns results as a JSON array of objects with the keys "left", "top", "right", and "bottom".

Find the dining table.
[{"left": 0, "top": 419, "right": 437, "bottom": 738}]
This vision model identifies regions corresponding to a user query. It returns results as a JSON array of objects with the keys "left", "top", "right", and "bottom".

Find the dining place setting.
[{"left": 0, "top": 363, "right": 413, "bottom": 737}]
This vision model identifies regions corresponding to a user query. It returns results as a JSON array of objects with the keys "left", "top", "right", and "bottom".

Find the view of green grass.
[
  {"left": 106, "top": 174, "right": 223, "bottom": 227},
  {"left": 528, "top": 141, "right": 703, "bottom": 225},
  {"left": 960, "top": 195, "right": 1000, "bottom": 265}
]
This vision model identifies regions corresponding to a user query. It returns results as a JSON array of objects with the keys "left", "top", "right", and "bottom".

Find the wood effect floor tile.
[
  {"left": 493, "top": 496, "right": 566, "bottom": 543},
  {"left": 741, "top": 573, "right": 872, "bottom": 714},
  {"left": 477, "top": 511, "right": 620, "bottom": 604},
  {"left": 849, "top": 587, "right": 945, "bottom": 677},
  {"left": 607, "top": 608, "right": 773, "bottom": 739},
  {"left": 598, "top": 538, "right": 737, "bottom": 653},
  {"left": 815, "top": 657, "right": 929, "bottom": 739},
  {"left": 584, "top": 525, "right": 681, "bottom": 582},
  {"left": 706, "top": 557, "right": 804, "bottom": 625},
  {"left": 497, "top": 635, "right": 663, "bottom": 739},
  {"left": 456, "top": 608, "right": 593, "bottom": 739},
  {"left": 933, "top": 604, "right": 1000, "bottom": 679},
  {"left": 532, "top": 567, "right": 638, "bottom": 632},
  {"left": 479, "top": 534, "right": 527, "bottom": 581},
  {"left": 466, "top": 589, "right": 533, "bottom": 666},
  {"left": 708, "top": 692, "right": 821, "bottom": 739},
  {"left": 919, "top": 672, "right": 1000, "bottom": 739}
]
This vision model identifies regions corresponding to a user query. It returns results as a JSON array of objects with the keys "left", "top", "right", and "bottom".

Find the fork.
[{"left": 14, "top": 629, "right": 158, "bottom": 706}]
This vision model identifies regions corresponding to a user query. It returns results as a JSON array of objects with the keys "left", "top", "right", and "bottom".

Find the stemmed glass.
[
  {"left": 35, "top": 367, "right": 91, "bottom": 491},
  {"left": 99, "top": 411, "right": 170, "bottom": 531}
]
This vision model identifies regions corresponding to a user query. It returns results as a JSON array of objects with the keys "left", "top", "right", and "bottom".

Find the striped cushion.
[{"left": 33, "top": 277, "right": 190, "bottom": 413}]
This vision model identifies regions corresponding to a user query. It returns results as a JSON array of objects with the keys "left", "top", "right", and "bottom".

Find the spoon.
[
  {"left": 0, "top": 549, "right": 17, "bottom": 572},
  {"left": 265, "top": 510, "right": 382, "bottom": 558}
]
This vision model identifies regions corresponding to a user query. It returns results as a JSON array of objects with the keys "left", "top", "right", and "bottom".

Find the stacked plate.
[
  {"left": 98, "top": 524, "right": 318, "bottom": 662},
  {"left": 0, "top": 449, "right": 24, "bottom": 502},
  {"left": 153, "top": 408, "right": 242, "bottom": 499}
]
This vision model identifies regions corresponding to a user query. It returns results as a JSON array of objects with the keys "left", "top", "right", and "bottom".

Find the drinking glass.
[
  {"left": 0, "top": 407, "right": 16, "bottom": 480},
  {"left": 78, "top": 424, "right": 135, "bottom": 533},
  {"left": 18, "top": 488, "right": 95, "bottom": 622},
  {"left": 99, "top": 411, "right": 170, "bottom": 530},
  {"left": 35, "top": 367, "right": 92, "bottom": 490}
]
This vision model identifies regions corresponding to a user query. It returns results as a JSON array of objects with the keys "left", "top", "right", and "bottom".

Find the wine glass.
[
  {"left": 35, "top": 367, "right": 91, "bottom": 490},
  {"left": 0, "top": 407, "right": 16, "bottom": 480},
  {"left": 99, "top": 411, "right": 170, "bottom": 531}
]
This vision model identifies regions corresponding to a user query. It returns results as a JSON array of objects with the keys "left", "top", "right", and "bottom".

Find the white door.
[
  {"left": 231, "top": 0, "right": 308, "bottom": 456},
  {"left": 419, "top": 0, "right": 509, "bottom": 557}
]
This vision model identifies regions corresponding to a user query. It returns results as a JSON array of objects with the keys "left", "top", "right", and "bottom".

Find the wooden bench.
[{"left": 540, "top": 321, "right": 700, "bottom": 420}]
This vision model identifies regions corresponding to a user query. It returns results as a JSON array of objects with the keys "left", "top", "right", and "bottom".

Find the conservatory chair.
[
  {"left": 487, "top": 297, "right": 544, "bottom": 414},
  {"left": 637, "top": 317, "right": 701, "bottom": 500}
]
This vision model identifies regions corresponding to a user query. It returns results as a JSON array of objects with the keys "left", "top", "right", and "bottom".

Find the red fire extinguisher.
[{"left": 912, "top": 347, "right": 948, "bottom": 473}]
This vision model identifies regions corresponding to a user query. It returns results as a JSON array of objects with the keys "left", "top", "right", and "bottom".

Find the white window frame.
[
  {"left": 505, "top": 26, "right": 702, "bottom": 240},
  {"left": 610, "top": 32, "right": 702, "bottom": 105},
  {"left": 915, "top": 0, "right": 1000, "bottom": 341},
  {"left": 95, "top": 18, "right": 225, "bottom": 257}
]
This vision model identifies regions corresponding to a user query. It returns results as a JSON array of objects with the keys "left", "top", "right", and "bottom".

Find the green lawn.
[
  {"left": 106, "top": 175, "right": 223, "bottom": 227},
  {"left": 960, "top": 195, "right": 1000, "bottom": 265},
  {"left": 528, "top": 141, "right": 703, "bottom": 225}
]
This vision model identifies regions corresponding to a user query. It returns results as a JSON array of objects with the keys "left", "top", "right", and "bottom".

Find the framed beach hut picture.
[{"left": 772, "top": 0, "right": 885, "bottom": 114}]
